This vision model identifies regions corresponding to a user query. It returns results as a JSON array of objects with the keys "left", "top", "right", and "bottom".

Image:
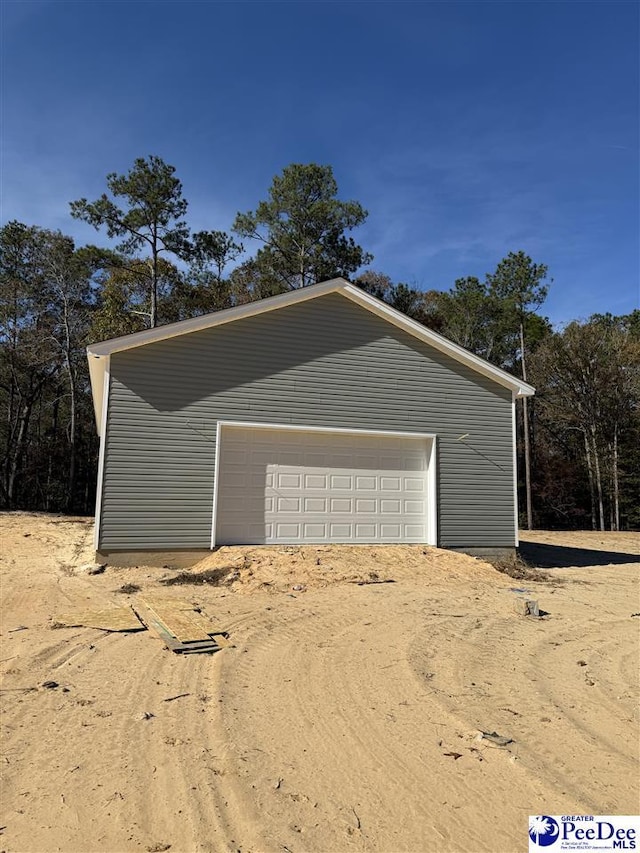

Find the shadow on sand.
[{"left": 518, "top": 541, "right": 640, "bottom": 569}]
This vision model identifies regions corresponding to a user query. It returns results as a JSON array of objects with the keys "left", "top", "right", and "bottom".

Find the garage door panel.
[
  {"left": 330, "top": 498, "right": 352, "bottom": 512},
  {"left": 305, "top": 474, "right": 327, "bottom": 489},
  {"left": 330, "top": 474, "right": 352, "bottom": 489},
  {"left": 356, "top": 498, "right": 376, "bottom": 513},
  {"left": 276, "top": 523, "right": 300, "bottom": 538},
  {"left": 216, "top": 426, "right": 431, "bottom": 545},
  {"left": 304, "top": 523, "right": 326, "bottom": 538},
  {"left": 304, "top": 497, "right": 326, "bottom": 512},
  {"left": 356, "top": 475, "right": 376, "bottom": 489},
  {"left": 277, "top": 497, "right": 300, "bottom": 512},
  {"left": 380, "top": 476, "right": 401, "bottom": 490},
  {"left": 277, "top": 472, "right": 301, "bottom": 488}
]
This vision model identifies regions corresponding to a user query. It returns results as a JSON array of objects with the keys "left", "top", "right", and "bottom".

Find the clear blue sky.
[{"left": 2, "top": 0, "right": 638, "bottom": 324}]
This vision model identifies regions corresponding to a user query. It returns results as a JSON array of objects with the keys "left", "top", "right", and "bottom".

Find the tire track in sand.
[{"left": 213, "top": 584, "right": 559, "bottom": 853}]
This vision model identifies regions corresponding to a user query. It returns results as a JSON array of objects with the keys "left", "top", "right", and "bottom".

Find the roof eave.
[
  {"left": 86, "top": 277, "right": 349, "bottom": 358},
  {"left": 339, "top": 284, "right": 536, "bottom": 397}
]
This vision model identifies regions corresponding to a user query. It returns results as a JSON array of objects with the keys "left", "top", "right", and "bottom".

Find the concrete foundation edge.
[
  {"left": 97, "top": 544, "right": 517, "bottom": 568},
  {"left": 96, "top": 550, "right": 211, "bottom": 569},
  {"left": 446, "top": 546, "right": 517, "bottom": 561}
]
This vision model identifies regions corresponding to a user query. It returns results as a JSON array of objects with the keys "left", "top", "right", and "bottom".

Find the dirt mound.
[{"left": 178, "top": 543, "right": 501, "bottom": 594}]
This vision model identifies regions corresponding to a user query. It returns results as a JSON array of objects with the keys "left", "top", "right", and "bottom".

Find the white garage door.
[{"left": 214, "top": 425, "right": 434, "bottom": 545}]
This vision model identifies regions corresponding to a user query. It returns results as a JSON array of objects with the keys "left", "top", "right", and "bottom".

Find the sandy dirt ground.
[{"left": 1, "top": 513, "right": 638, "bottom": 853}]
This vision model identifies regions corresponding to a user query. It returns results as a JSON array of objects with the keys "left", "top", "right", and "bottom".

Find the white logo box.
[{"left": 528, "top": 815, "right": 639, "bottom": 852}]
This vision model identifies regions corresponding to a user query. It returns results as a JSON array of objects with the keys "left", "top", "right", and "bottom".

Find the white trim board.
[
  {"left": 87, "top": 278, "right": 535, "bottom": 434},
  {"left": 512, "top": 396, "right": 519, "bottom": 548},
  {"left": 210, "top": 420, "right": 438, "bottom": 548},
  {"left": 210, "top": 421, "right": 223, "bottom": 550},
  {"left": 216, "top": 420, "right": 438, "bottom": 440},
  {"left": 93, "top": 361, "right": 111, "bottom": 551}
]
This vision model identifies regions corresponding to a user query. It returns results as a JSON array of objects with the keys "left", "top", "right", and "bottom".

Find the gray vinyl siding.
[{"left": 100, "top": 293, "right": 515, "bottom": 550}]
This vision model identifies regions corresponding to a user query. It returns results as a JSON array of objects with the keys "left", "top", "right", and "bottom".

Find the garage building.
[{"left": 87, "top": 278, "right": 534, "bottom": 563}]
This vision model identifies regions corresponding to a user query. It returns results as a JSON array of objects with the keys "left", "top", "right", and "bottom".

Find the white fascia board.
[
  {"left": 512, "top": 397, "right": 520, "bottom": 547},
  {"left": 86, "top": 278, "right": 347, "bottom": 357},
  {"left": 339, "top": 284, "right": 536, "bottom": 398}
]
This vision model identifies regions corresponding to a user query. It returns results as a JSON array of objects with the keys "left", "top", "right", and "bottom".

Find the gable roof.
[{"left": 87, "top": 277, "right": 535, "bottom": 431}]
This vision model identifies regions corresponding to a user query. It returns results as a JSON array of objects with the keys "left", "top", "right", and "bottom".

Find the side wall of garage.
[{"left": 99, "top": 293, "right": 514, "bottom": 550}]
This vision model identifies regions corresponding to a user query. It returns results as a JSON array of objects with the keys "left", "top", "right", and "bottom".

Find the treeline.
[{"left": 1, "top": 157, "right": 638, "bottom": 530}]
